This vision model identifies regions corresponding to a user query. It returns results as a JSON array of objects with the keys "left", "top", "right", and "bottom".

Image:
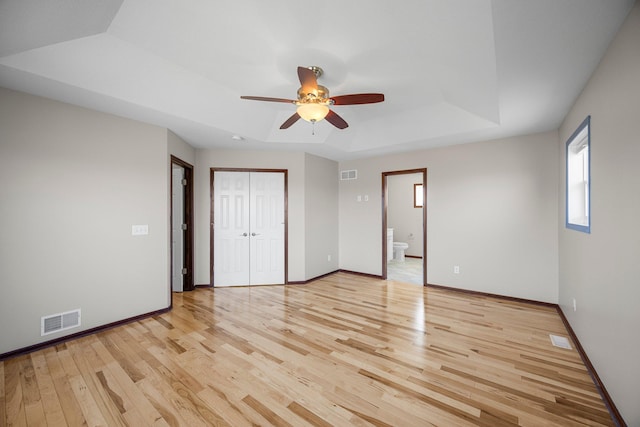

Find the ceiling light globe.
[{"left": 297, "top": 104, "right": 329, "bottom": 123}]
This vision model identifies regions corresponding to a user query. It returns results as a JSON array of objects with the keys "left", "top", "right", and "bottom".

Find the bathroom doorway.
[{"left": 382, "top": 169, "right": 426, "bottom": 285}]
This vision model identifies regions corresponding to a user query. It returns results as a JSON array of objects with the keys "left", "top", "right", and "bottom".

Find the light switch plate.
[{"left": 132, "top": 225, "right": 149, "bottom": 236}]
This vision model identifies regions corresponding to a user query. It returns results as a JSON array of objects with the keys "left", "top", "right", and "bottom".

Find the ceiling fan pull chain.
[{"left": 312, "top": 120, "right": 316, "bottom": 135}]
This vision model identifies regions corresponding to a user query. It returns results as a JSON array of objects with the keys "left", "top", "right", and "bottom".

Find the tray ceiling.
[{"left": 0, "top": 0, "right": 634, "bottom": 160}]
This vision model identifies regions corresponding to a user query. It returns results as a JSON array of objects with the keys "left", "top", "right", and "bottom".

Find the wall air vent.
[
  {"left": 340, "top": 170, "right": 357, "bottom": 180},
  {"left": 41, "top": 309, "right": 81, "bottom": 336}
]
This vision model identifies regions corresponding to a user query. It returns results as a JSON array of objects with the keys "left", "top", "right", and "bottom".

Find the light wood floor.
[{"left": 1, "top": 272, "right": 613, "bottom": 426}]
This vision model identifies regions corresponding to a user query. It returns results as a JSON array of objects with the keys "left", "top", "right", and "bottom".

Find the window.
[
  {"left": 414, "top": 183, "right": 423, "bottom": 208},
  {"left": 566, "top": 116, "right": 590, "bottom": 233}
]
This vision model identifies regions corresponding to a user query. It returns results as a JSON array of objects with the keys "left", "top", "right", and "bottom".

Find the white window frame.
[{"left": 565, "top": 116, "right": 591, "bottom": 233}]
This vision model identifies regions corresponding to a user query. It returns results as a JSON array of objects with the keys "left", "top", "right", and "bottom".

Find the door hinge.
[
  {"left": 181, "top": 223, "right": 187, "bottom": 230},
  {"left": 182, "top": 268, "right": 187, "bottom": 275},
  {"left": 181, "top": 178, "right": 187, "bottom": 186}
]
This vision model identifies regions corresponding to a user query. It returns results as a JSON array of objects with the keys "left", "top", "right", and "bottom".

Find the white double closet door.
[{"left": 213, "top": 171, "right": 285, "bottom": 286}]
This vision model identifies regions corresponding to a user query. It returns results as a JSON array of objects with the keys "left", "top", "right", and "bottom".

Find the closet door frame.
[{"left": 210, "top": 167, "right": 288, "bottom": 286}]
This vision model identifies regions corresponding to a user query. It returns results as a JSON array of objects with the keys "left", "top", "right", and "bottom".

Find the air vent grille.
[
  {"left": 340, "top": 170, "right": 357, "bottom": 180},
  {"left": 41, "top": 309, "right": 81, "bottom": 336},
  {"left": 549, "top": 334, "right": 572, "bottom": 349}
]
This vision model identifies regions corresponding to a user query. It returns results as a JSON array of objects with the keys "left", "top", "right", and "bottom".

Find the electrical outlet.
[
  {"left": 573, "top": 298, "right": 577, "bottom": 312},
  {"left": 454, "top": 265, "right": 460, "bottom": 274},
  {"left": 132, "top": 224, "right": 149, "bottom": 236},
  {"left": 327, "top": 254, "right": 331, "bottom": 262}
]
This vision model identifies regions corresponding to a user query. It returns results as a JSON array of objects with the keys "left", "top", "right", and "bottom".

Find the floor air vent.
[
  {"left": 41, "top": 309, "right": 81, "bottom": 336},
  {"left": 549, "top": 334, "right": 572, "bottom": 349}
]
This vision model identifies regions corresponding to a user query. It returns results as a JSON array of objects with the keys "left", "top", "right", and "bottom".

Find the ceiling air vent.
[
  {"left": 340, "top": 170, "right": 357, "bottom": 180},
  {"left": 41, "top": 309, "right": 81, "bottom": 336}
]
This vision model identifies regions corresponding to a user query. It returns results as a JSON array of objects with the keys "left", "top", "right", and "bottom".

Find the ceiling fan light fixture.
[
  {"left": 241, "top": 65, "right": 384, "bottom": 129},
  {"left": 296, "top": 103, "right": 329, "bottom": 123}
]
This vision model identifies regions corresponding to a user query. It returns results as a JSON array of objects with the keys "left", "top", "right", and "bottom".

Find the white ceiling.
[{"left": 0, "top": 0, "right": 634, "bottom": 161}]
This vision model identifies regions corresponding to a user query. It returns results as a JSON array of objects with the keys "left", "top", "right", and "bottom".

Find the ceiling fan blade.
[
  {"left": 325, "top": 110, "right": 348, "bottom": 129},
  {"left": 240, "top": 96, "right": 295, "bottom": 103},
  {"left": 331, "top": 93, "right": 385, "bottom": 105},
  {"left": 280, "top": 112, "right": 301, "bottom": 129},
  {"left": 297, "top": 66, "right": 318, "bottom": 94}
]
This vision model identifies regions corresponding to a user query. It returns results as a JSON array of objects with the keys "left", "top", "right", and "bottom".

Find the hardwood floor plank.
[
  {"left": 67, "top": 374, "right": 111, "bottom": 427},
  {"left": 66, "top": 339, "right": 128, "bottom": 426},
  {"left": 195, "top": 384, "right": 255, "bottom": 427},
  {"left": 242, "top": 394, "right": 293, "bottom": 427},
  {"left": 4, "top": 356, "right": 27, "bottom": 426},
  {"left": 43, "top": 348, "right": 87, "bottom": 426},
  {"left": 0, "top": 361, "right": 5, "bottom": 427},
  {"left": 100, "top": 360, "right": 169, "bottom": 427},
  {"left": 219, "top": 345, "right": 357, "bottom": 426},
  {"left": 287, "top": 401, "right": 333, "bottom": 427},
  {"left": 1, "top": 273, "right": 617, "bottom": 426},
  {"left": 137, "top": 370, "right": 202, "bottom": 426},
  {"left": 68, "top": 342, "right": 129, "bottom": 425},
  {"left": 98, "top": 332, "right": 146, "bottom": 383},
  {"left": 143, "top": 348, "right": 228, "bottom": 426},
  {"left": 18, "top": 356, "right": 47, "bottom": 426},
  {"left": 30, "top": 352, "right": 67, "bottom": 426},
  {"left": 134, "top": 362, "right": 190, "bottom": 427}
]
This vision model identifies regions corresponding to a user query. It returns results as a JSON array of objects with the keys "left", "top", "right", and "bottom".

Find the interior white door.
[
  {"left": 249, "top": 172, "right": 285, "bottom": 285},
  {"left": 213, "top": 171, "right": 250, "bottom": 286},
  {"left": 213, "top": 171, "right": 285, "bottom": 286},
  {"left": 172, "top": 166, "right": 185, "bottom": 292}
]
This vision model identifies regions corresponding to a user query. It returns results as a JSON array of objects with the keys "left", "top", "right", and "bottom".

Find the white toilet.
[{"left": 393, "top": 242, "right": 409, "bottom": 262}]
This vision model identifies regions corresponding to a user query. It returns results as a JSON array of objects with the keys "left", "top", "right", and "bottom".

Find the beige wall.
[
  {"left": 558, "top": 2, "right": 640, "bottom": 424},
  {"left": 339, "top": 131, "right": 559, "bottom": 303},
  {"left": 193, "top": 149, "right": 340, "bottom": 284},
  {"left": 304, "top": 153, "right": 339, "bottom": 279},
  {"left": 168, "top": 130, "right": 195, "bottom": 166},
  {"left": 0, "top": 87, "right": 171, "bottom": 354}
]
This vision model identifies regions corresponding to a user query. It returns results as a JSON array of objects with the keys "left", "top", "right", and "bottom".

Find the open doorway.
[
  {"left": 170, "top": 156, "right": 194, "bottom": 292},
  {"left": 382, "top": 169, "right": 427, "bottom": 285}
]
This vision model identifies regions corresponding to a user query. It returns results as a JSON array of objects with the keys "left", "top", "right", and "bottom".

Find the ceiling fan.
[{"left": 240, "top": 66, "right": 384, "bottom": 130}]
